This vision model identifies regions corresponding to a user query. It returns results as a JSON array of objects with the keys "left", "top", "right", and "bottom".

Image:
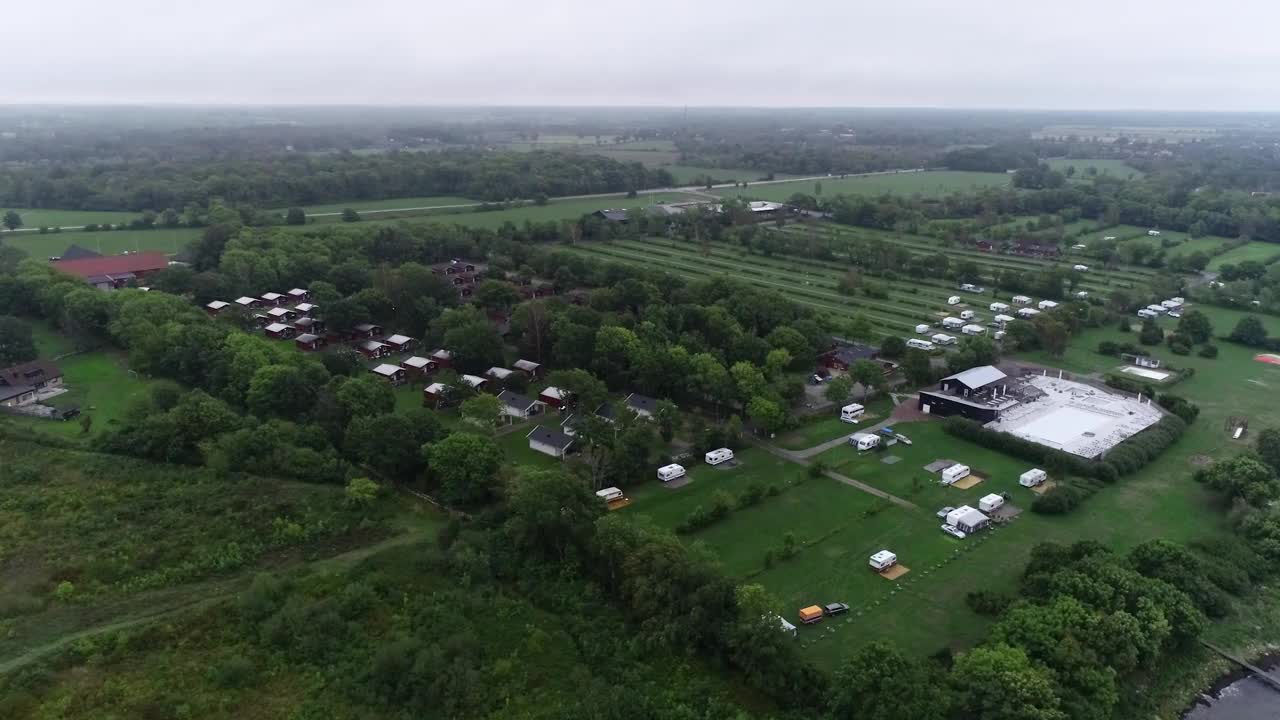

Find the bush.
[
  {"left": 1198, "top": 344, "right": 1219, "bottom": 358},
  {"left": 808, "top": 460, "right": 828, "bottom": 478},
  {"left": 736, "top": 481, "right": 766, "bottom": 509},
  {"left": 965, "top": 590, "right": 1012, "bottom": 616},
  {"left": 1168, "top": 340, "right": 1190, "bottom": 355}
]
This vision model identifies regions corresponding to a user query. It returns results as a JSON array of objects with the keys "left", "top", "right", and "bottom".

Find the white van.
[
  {"left": 596, "top": 487, "right": 625, "bottom": 503},
  {"left": 657, "top": 464, "right": 687, "bottom": 482},
  {"left": 705, "top": 448, "right": 734, "bottom": 466},
  {"left": 941, "top": 464, "right": 971, "bottom": 485},
  {"left": 849, "top": 432, "right": 880, "bottom": 451},
  {"left": 959, "top": 309, "right": 975, "bottom": 320},
  {"left": 840, "top": 403, "right": 865, "bottom": 423},
  {"left": 915, "top": 323, "right": 931, "bottom": 334},
  {"left": 947, "top": 296, "right": 961, "bottom": 305},
  {"left": 906, "top": 338, "right": 935, "bottom": 351},
  {"left": 1019, "top": 468, "right": 1047, "bottom": 488}
]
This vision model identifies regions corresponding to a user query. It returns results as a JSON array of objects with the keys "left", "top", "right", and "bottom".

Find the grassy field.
[
  {"left": 288, "top": 195, "right": 477, "bottom": 215},
  {"left": 663, "top": 165, "right": 789, "bottom": 185},
  {"left": 1208, "top": 241, "right": 1280, "bottom": 269},
  {"left": 2, "top": 227, "right": 202, "bottom": 260},
  {"left": 2, "top": 208, "right": 142, "bottom": 228},
  {"left": 9, "top": 350, "right": 152, "bottom": 438},
  {"left": 1045, "top": 158, "right": 1144, "bottom": 179},
  {"left": 775, "top": 395, "right": 894, "bottom": 451},
  {"left": 713, "top": 171, "right": 1011, "bottom": 202},
  {"left": 408, "top": 192, "right": 705, "bottom": 230}
]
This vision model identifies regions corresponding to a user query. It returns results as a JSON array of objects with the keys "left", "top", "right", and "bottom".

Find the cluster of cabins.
[
  {"left": 528, "top": 392, "right": 660, "bottom": 459},
  {"left": 205, "top": 288, "right": 335, "bottom": 350}
]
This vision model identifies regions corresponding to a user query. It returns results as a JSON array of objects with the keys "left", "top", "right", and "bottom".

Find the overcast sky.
[{"left": 6, "top": 0, "right": 1275, "bottom": 110}]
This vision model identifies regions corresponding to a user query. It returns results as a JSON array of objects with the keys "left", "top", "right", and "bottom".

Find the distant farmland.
[{"left": 712, "top": 170, "right": 1011, "bottom": 201}]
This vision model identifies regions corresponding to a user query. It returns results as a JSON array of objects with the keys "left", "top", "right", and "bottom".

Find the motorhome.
[
  {"left": 1019, "top": 468, "right": 1047, "bottom": 488},
  {"left": 906, "top": 338, "right": 935, "bottom": 351},
  {"left": 596, "top": 487, "right": 625, "bottom": 503},
  {"left": 705, "top": 448, "right": 735, "bottom": 466},
  {"left": 657, "top": 464, "right": 687, "bottom": 482},
  {"left": 840, "top": 403, "right": 866, "bottom": 423},
  {"left": 941, "top": 464, "right": 971, "bottom": 485},
  {"left": 849, "top": 432, "right": 880, "bottom": 451}
]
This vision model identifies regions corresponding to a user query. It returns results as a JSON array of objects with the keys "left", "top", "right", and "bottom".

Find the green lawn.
[
  {"left": 1207, "top": 241, "right": 1280, "bottom": 270},
  {"left": 28, "top": 322, "right": 77, "bottom": 357},
  {"left": 287, "top": 196, "right": 477, "bottom": 215},
  {"left": 416, "top": 193, "right": 706, "bottom": 229},
  {"left": 1164, "top": 235, "right": 1235, "bottom": 258},
  {"left": 662, "top": 165, "right": 789, "bottom": 185},
  {"left": 1045, "top": 158, "right": 1144, "bottom": 180},
  {"left": 2, "top": 208, "right": 141, "bottom": 228},
  {"left": 11, "top": 351, "right": 152, "bottom": 438},
  {"left": 3, "top": 227, "right": 201, "bottom": 260},
  {"left": 776, "top": 395, "right": 895, "bottom": 451},
  {"left": 712, "top": 171, "right": 1011, "bottom": 202}
]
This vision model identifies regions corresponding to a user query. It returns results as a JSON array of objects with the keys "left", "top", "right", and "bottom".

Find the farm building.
[
  {"left": 287, "top": 288, "right": 310, "bottom": 302},
  {"left": 527, "top": 426, "right": 575, "bottom": 459},
  {"left": 295, "top": 333, "right": 325, "bottom": 351},
  {"left": 497, "top": 390, "right": 541, "bottom": 421},
  {"left": 513, "top": 359, "right": 543, "bottom": 377},
  {"left": 593, "top": 209, "right": 630, "bottom": 223},
  {"left": 205, "top": 300, "right": 230, "bottom": 315},
  {"left": 385, "top": 334, "right": 415, "bottom": 353},
  {"left": 946, "top": 506, "right": 990, "bottom": 534},
  {"left": 539, "top": 386, "right": 568, "bottom": 408},
  {"left": 370, "top": 364, "right": 407, "bottom": 385},
  {"left": 356, "top": 340, "right": 391, "bottom": 359},
  {"left": 0, "top": 384, "right": 38, "bottom": 407},
  {"left": 918, "top": 365, "right": 1017, "bottom": 423},
  {"left": 402, "top": 356, "right": 433, "bottom": 375},
  {"left": 260, "top": 292, "right": 286, "bottom": 306},
  {"left": 235, "top": 296, "right": 262, "bottom": 309},
  {"left": 263, "top": 323, "right": 296, "bottom": 340},
  {"left": 820, "top": 342, "right": 879, "bottom": 371},
  {"left": 352, "top": 323, "right": 383, "bottom": 339},
  {"left": 51, "top": 251, "right": 168, "bottom": 290}
]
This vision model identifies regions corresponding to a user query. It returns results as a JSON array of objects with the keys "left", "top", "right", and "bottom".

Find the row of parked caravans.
[
  {"left": 1138, "top": 296, "right": 1185, "bottom": 319},
  {"left": 656, "top": 448, "right": 736, "bottom": 482}
]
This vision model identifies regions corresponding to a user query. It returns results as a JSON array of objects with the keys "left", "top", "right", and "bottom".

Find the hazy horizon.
[{"left": 7, "top": 0, "right": 1279, "bottom": 112}]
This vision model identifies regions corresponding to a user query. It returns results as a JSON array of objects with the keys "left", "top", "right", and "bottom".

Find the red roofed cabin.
[
  {"left": 295, "top": 333, "right": 326, "bottom": 351},
  {"left": 51, "top": 251, "right": 168, "bottom": 290},
  {"left": 356, "top": 340, "right": 391, "bottom": 359},
  {"left": 384, "top": 334, "right": 415, "bottom": 353}
]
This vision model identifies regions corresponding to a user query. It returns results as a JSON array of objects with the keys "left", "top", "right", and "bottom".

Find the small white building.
[
  {"left": 1037, "top": 300, "right": 1059, "bottom": 310},
  {"left": 994, "top": 330, "right": 1006, "bottom": 341},
  {"left": 947, "top": 296, "right": 961, "bottom": 305},
  {"left": 849, "top": 432, "right": 880, "bottom": 451},
  {"left": 931, "top": 333, "right": 956, "bottom": 346},
  {"left": 527, "top": 426, "right": 574, "bottom": 459},
  {"left": 1020, "top": 468, "right": 1047, "bottom": 488},
  {"left": 941, "top": 464, "right": 970, "bottom": 485},
  {"left": 962, "top": 324, "right": 986, "bottom": 336},
  {"left": 869, "top": 550, "right": 898, "bottom": 571},
  {"left": 989, "top": 302, "right": 1009, "bottom": 312},
  {"left": 840, "top": 403, "right": 865, "bottom": 422},
  {"left": 946, "top": 505, "right": 990, "bottom": 534},
  {"left": 915, "top": 323, "right": 931, "bottom": 334},
  {"left": 1011, "top": 295, "right": 1032, "bottom": 305},
  {"left": 978, "top": 493, "right": 1005, "bottom": 513},
  {"left": 1017, "top": 307, "right": 1041, "bottom": 318},
  {"left": 942, "top": 317, "right": 965, "bottom": 329}
]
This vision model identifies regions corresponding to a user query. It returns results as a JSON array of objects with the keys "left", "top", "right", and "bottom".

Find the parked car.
[
  {"left": 1168, "top": 311, "right": 1182, "bottom": 318},
  {"left": 941, "top": 524, "right": 967, "bottom": 539},
  {"left": 935, "top": 506, "right": 954, "bottom": 519},
  {"left": 823, "top": 602, "right": 850, "bottom": 616}
]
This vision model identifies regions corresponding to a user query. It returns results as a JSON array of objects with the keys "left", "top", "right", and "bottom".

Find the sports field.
[{"left": 712, "top": 170, "right": 1011, "bottom": 201}]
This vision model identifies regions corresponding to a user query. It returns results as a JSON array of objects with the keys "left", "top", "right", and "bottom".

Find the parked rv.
[
  {"left": 906, "top": 338, "right": 935, "bottom": 351},
  {"left": 849, "top": 432, "right": 880, "bottom": 451},
  {"left": 941, "top": 464, "right": 971, "bottom": 485},
  {"left": 704, "top": 448, "right": 735, "bottom": 466},
  {"left": 1019, "top": 468, "right": 1047, "bottom": 488},
  {"left": 869, "top": 550, "right": 897, "bottom": 571},
  {"left": 840, "top": 403, "right": 865, "bottom": 423},
  {"left": 657, "top": 464, "right": 687, "bottom": 482}
]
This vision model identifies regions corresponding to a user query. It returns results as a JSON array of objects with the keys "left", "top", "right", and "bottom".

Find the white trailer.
[
  {"left": 849, "top": 432, "right": 880, "bottom": 451},
  {"left": 1019, "top": 468, "right": 1047, "bottom": 488},
  {"left": 1073, "top": 264, "right": 1089, "bottom": 272},
  {"left": 989, "top": 302, "right": 1009, "bottom": 312},
  {"left": 840, "top": 403, "right": 865, "bottom": 423},
  {"left": 915, "top": 323, "right": 931, "bottom": 334},
  {"left": 947, "top": 295, "right": 961, "bottom": 305},
  {"left": 657, "top": 464, "right": 687, "bottom": 482},
  {"left": 941, "top": 464, "right": 971, "bottom": 485},
  {"left": 869, "top": 550, "right": 898, "bottom": 571},
  {"left": 942, "top": 317, "right": 965, "bottom": 329},
  {"left": 705, "top": 448, "right": 735, "bottom": 466},
  {"left": 1076, "top": 291, "right": 1089, "bottom": 299},
  {"left": 993, "top": 330, "right": 1006, "bottom": 341},
  {"left": 931, "top": 333, "right": 956, "bottom": 346},
  {"left": 1137, "top": 309, "right": 1156, "bottom": 319},
  {"left": 596, "top": 487, "right": 625, "bottom": 503},
  {"left": 1017, "top": 307, "right": 1041, "bottom": 318},
  {"left": 978, "top": 493, "right": 1005, "bottom": 513},
  {"left": 959, "top": 309, "right": 975, "bottom": 320},
  {"left": 1038, "top": 300, "right": 1059, "bottom": 310},
  {"left": 962, "top": 324, "right": 986, "bottom": 336},
  {"left": 1146, "top": 304, "right": 1167, "bottom": 314},
  {"left": 1011, "top": 295, "right": 1032, "bottom": 305},
  {"left": 960, "top": 283, "right": 984, "bottom": 293},
  {"left": 907, "top": 338, "right": 935, "bottom": 351}
]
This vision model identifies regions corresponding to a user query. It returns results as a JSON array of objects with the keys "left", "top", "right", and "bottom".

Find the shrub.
[
  {"left": 737, "top": 481, "right": 767, "bottom": 509},
  {"left": 1198, "top": 344, "right": 1219, "bottom": 358},
  {"left": 1168, "top": 340, "right": 1190, "bottom": 355},
  {"left": 965, "top": 590, "right": 1012, "bottom": 616},
  {"left": 808, "top": 460, "right": 828, "bottom": 478}
]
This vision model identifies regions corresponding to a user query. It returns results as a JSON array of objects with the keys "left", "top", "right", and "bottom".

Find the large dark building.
[{"left": 918, "top": 365, "right": 1018, "bottom": 423}]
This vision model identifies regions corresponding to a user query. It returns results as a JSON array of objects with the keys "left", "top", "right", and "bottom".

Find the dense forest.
[{"left": 0, "top": 150, "right": 675, "bottom": 211}]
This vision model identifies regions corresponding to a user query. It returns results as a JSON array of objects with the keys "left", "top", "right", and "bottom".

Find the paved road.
[{"left": 5, "top": 168, "right": 928, "bottom": 232}]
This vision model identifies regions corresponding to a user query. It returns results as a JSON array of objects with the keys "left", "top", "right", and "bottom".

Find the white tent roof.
[{"left": 946, "top": 506, "right": 988, "bottom": 527}]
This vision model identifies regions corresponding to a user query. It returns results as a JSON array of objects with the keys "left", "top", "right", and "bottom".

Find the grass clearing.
[
  {"left": 1207, "top": 241, "right": 1280, "bottom": 270},
  {"left": 3, "top": 227, "right": 202, "bottom": 260},
  {"left": 3, "top": 209, "right": 142, "bottom": 228},
  {"left": 776, "top": 396, "right": 895, "bottom": 451},
  {"left": 712, "top": 171, "right": 1011, "bottom": 202},
  {"left": 289, "top": 195, "right": 477, "bottom": 215},
  {"left": 1045, "top": 158, "right": 1144, "bottom": 179},
  {"left": 9, "top": 350, "right": 152, "bottom": 438}
]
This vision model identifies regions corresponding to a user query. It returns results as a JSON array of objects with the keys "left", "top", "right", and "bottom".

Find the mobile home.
[
  {"left": 705, "top": 448, "right": 735, "bottom": 466},
  {"left": 931, "top": 333, "right": 956, "bottom": 346},
  {"left": 596, "top": 487, "right": 625, "bottom": 503},
  {"left": 1011, "top": 295, "right": 1032, "bottom": 305},
  {"left": 840, "top": 403, "right": 865, "bottom": 422},
  {"left": 989, "top": 302, "right": 1009, "bottom": 313},
  {"left": 978, "top": 493, "right": 1005, "bottom": 513},
  {"left": 959, "top": 309, "right": 975, "bottom": 320},
  {"left": 1073, "top": 264, "right": 1089, "bottom": 272},
  {"left": 869, "top": 550, "right": 898, "bottom": 571},
  {"left": 1019, "top": 468, "right": 1047, "bottom": 488},
  {"left": 942, "top": 317, "right": 965, "bottom": 329},
  {"left": 657, "top": 463, "right": 687, "bottom": 482},
  {"left": 947, "top": 296, "right": 961, "bottom": 305},
  {"left": 961, "top": 324, "right": 986, "bottom": 336},
  {"left": 1037, "top": 300, "right": 1058, "bottom": 310},
  {"left": 906, "top": 338, "right": 935, "bottom": 351},
  {"left": 1017, "top": 307, "right": 1041, "bottom": 318},
  {"left": 945, "top": 505, "right": 990, "bottom": 534},
  {"left": 915, "top": 323, "right": 931, "bottom": 334},
  {"left": 849, "top": 432, "right": 880, "bottom": 451},
  {"left": 941, "top": 463, "right": 971, "bottom": 485}
]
